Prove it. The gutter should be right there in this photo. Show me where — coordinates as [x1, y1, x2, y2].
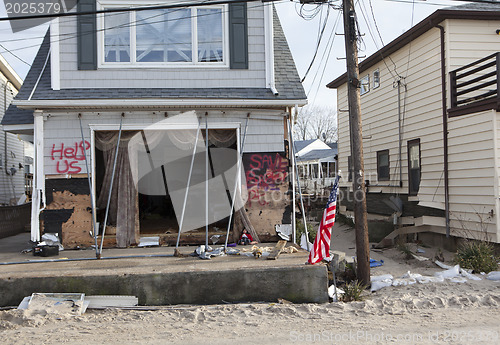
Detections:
[436, 24, 450, 238]
[327, 9, 500, 89]
[14, 98, 308, 109]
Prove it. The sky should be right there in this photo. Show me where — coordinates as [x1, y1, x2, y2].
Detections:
[0, 0, 463, 108]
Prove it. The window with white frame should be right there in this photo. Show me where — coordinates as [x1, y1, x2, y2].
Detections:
[360, 75, 370, 95]
[101, 5, 226, 65]
[373, 69, 380, 89]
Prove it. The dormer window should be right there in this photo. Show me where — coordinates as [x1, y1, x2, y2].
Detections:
[99, 5, 227, 66]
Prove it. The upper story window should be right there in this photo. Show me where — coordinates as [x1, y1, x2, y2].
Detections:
[377, 149, 389, 181]
[100, 5, 227, 66]
[360, 75, 370, 95]
[373, 69, 380, 89]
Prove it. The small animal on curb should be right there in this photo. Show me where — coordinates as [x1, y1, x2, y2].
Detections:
[253, 247, 263, 258]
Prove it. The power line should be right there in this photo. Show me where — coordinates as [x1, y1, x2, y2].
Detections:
[0, 0, 285, 54]
[0, 0, 263, 22]
[0, 42, 31, 65]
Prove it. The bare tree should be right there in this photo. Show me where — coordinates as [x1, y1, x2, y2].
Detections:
[294, 105, 338, 143]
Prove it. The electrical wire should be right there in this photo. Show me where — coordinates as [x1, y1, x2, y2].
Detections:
[0, 42, 31, 66]
[300, 3, 331, 82]
[0, 0, 289, 55]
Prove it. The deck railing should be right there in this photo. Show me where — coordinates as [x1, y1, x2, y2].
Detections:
[449, 53, 500, 116]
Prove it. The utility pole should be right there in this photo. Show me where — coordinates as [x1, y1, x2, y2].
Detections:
[342, 0, 370, 286]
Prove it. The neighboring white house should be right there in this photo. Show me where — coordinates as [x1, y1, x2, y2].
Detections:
[294, 139, 337, 195]
[0, 53, 25, 206]
[328, 3, 500, 244]
[2, 1, 307, 248]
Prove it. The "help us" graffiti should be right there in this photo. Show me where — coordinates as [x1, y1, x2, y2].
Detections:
[50, 140, 90, 174]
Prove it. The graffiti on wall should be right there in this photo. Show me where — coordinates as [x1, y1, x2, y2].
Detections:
[49, 140, 90, 174]
[243, 153, 289, 207]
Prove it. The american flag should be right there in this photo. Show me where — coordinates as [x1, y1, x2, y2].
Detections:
[308, 175, 340, 265]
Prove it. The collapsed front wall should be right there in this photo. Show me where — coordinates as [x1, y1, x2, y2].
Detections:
[37, 110, 292, 248]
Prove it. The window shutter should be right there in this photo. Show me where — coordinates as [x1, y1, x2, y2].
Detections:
[229, 2, 248, 69]
[77, 0, 97, 70]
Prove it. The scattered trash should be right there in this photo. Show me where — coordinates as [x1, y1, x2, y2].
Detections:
[411, 254, 429, 261]
[210, 235, 222, 245]
[486, 271, 500, 281]
[85, 295, 138, 309]
[19, 293, 86, 315]
[328, 285, 344, 301]
[41, 233, 64, 251]
[370, 274, 394, 292]
[33, 244, 59, 257]
[253, 247, 263, 258]
[300, 233, 313, 251]
[137, 237, 160, 247]
[369, 259, 384, 268]
[193, 245, 225, 260]
[416, 247, 425, 253]
[18, 293, 139, 314]
[225, 248, 240, 255]
[371, 264, 484, 292]
[435, 260, 452, 270]
[277, 298, 292, 304]
[435, 265, 460, 279]
[275, 224, 292, 241]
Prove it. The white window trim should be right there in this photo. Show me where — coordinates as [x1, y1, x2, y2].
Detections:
[373, 69, 380, 89]
[360, 75, 370, 95]
[97, 1, 229, 68]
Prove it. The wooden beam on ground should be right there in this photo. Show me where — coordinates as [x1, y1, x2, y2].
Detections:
[267, 240, 287, 260]
[375, 225, 432, 248]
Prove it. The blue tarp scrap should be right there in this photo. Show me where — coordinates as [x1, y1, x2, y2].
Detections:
[370, 259, 384, 268]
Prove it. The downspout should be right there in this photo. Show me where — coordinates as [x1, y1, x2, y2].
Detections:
[4, 80, 9, 175]
[397, 80, 403, 188]
[436, 24, 450, 237]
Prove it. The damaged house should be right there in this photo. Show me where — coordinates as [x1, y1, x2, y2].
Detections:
[2, 0, 306, 248]
[328, 3, 500, 245]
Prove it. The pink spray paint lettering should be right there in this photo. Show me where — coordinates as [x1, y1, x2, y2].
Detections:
[50, 140, 90, 174]
[243, 153, 288, 207]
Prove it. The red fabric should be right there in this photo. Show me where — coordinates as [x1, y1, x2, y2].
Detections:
[240, 232, 253, 242]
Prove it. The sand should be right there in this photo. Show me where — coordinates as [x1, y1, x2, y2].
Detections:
[1, 223, 499, 345]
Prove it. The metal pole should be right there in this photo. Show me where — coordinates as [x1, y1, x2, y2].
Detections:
[78, 115, 100, 259]
[99, 116, 123, 255]
[290, 113, 297, 244]
[205, 115, 209, 249]
[288, 118, 310, 249]
[175, 126, 201, 249]
[343, 0, 370, 285]
[224, 117, 249, 251]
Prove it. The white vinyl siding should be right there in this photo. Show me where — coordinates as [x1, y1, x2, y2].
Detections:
[42, 110, 285, 176]
[336, 18, 500, 242]
[0, 76, 25, 205]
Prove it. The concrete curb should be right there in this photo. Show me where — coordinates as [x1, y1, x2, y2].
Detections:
[0, 265, 329, 306]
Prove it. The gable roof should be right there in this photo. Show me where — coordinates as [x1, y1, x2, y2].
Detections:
[296, 148, 337, 162]
[2, 7, 306, 126]
[0, 53, 22, 91]
[293, 139, 317, 153]
[327, 3, 500, 89]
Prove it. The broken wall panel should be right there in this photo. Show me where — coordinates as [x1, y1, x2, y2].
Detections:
[43, 178, 94, 248]
[242, 152, 291, 241]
